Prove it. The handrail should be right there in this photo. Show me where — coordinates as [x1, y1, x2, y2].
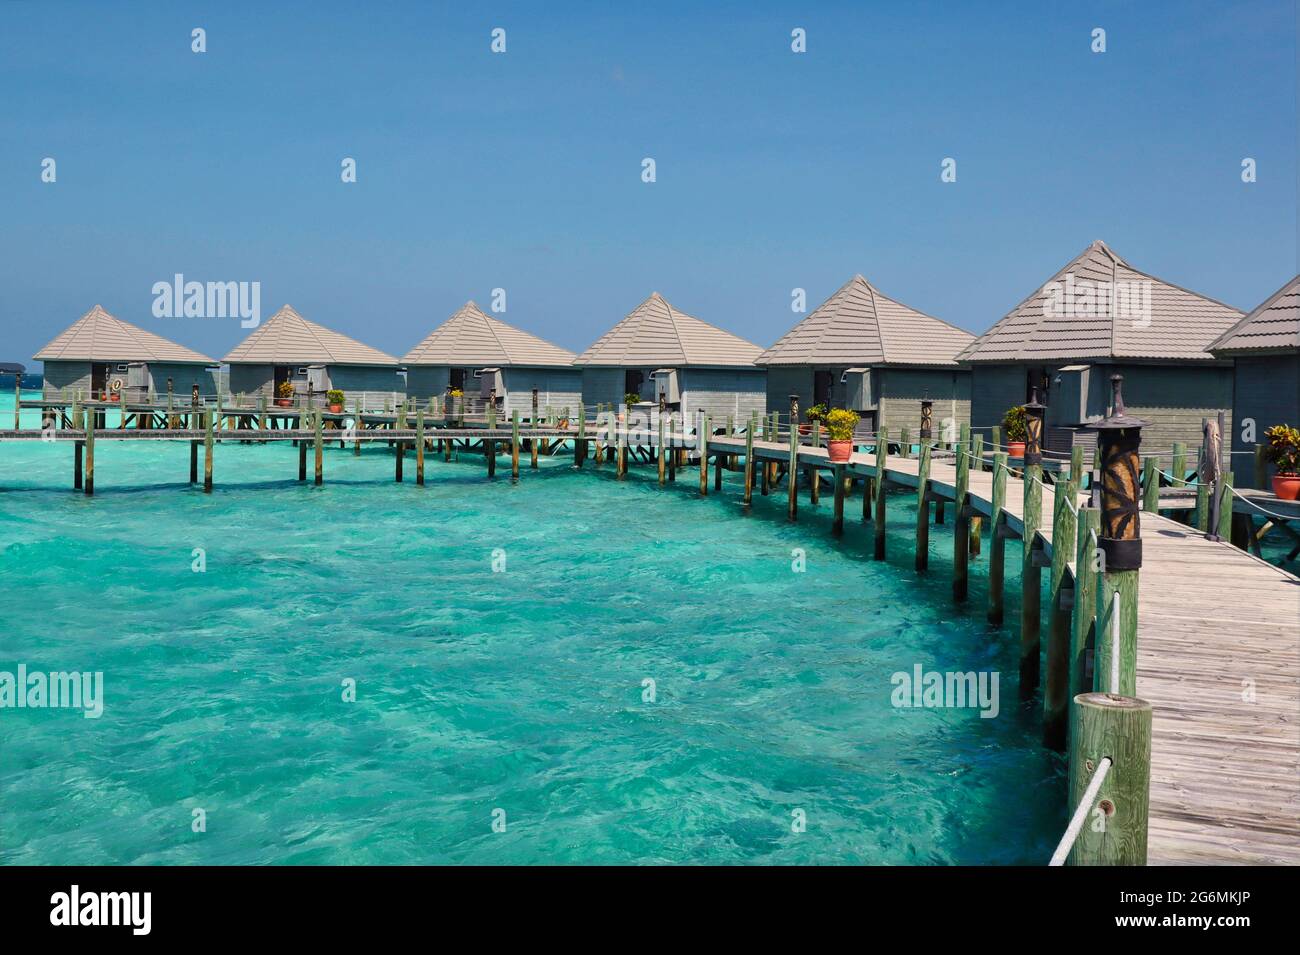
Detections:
[1049, 756, 1113, 866]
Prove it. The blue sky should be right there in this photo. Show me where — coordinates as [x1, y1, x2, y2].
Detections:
[1, 1, 1296, 367]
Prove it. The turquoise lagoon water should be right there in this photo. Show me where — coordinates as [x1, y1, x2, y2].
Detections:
[0, 392, 1065, 864]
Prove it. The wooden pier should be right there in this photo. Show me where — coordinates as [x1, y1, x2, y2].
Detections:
[2, 403, 1297, 865]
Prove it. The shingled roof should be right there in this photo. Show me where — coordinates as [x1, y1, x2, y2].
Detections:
[958, 241, 1243, 363]
[574, 292, 762, 367]
[403, 301, 576, 367]
[34, 304, 214, 364]
[222, 305, 399, 366]
[1209, 275, 1300, 355]
[756, 274, 973, 367]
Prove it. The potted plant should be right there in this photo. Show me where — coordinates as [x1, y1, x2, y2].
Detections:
[275, 380, 294, 408]
[825, 408, 859, 463]
[802, 403, 827, 437]
[326, 389, 345, 414]
[1002, 405, 1029, 459]
[1264, 424, 1300, 500]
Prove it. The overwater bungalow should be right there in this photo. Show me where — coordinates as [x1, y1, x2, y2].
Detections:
[1210, 275, 1300, 485]
[34, 304, 216, 401]
[756, 274, 974, 437]
[403, 301, 581, 418]
[222, 304, 403, 408]
[573, 292, 765, 421]
[958, 240, 1243, 456]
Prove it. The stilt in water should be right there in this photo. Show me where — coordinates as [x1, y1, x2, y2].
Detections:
[988, 452, 1007, 625]
[953, 424, 970, 600]
[416, 409, 426, 486]
[314, 410, 324, 486]
[1044, 479, 1078, 750]
[203, 409, 213, 493]
[915, 443, 931, 572]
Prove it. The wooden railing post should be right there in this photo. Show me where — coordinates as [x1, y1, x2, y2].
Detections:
[698, 415, 710, 495]
[512, 410, 521, 480]
[314, 410, 324, 486]
[810, 421, 821, 505]
[1142, 457, 1158, 512]
[1069, 507, 1101, 724]
[874, 423, 888, 558]
[1020, 460, 1043, 688]
[1044, 480, 1078, 750]
[915, 442, 932, 571]
[954, 426, 971, 599]
[1067, 693, 1152, 865]
[203, 408, 213, 493]
[787, 419, 799, 520]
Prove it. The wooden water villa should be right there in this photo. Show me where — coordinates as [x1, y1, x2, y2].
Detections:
[223, 304, 404, 410]
[403, 301, 582, 418]
[1211, 275, 1300, 485]
[34, 304, 216, 403]
[573, 292, 766, 421]
[757, 274, 974, 437]
[960, 241, 1243, 459]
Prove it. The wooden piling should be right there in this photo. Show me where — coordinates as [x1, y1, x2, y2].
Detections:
[190, 437, 198, 485]
[1142, 457, 1158, 513]
[485, 436, 494, 478]
[810, 422, 821, 505]
[512, 411, 521, 481]
[873, 425, 888, 558]
[988, 452, 1008, 625]
[1171, 443, 1187, 488]
[84, 414, 95, 495]
[203, 409, 213, 493]
[576, 409, 586, 468]
[1044, 480, 1078, 750]
[299, 439, 307, 481]
[1070, 508, 1101, 711]
[1096, 569, 1139, 696]
[74, 439, 83, 490]
[953, 427, 971, 599]
[416, 410, 426, 485]
[314, 410, 323, 486]
[1021, 462, 1043, 689]
[658, 414, 666, 485]
[969, 433, 984, 556]
[1070, 444, 1084, 488]
[787, 422, 798, 520]
[743, 425, 754, 505]
[832, 463, 846, 535]
[699, 416, 710, 496]
[1216, 471, 1234, 540]
[915, 443, 931, 571]
[1253, 443, 1267, 489]
[1067, 693, 1152, 866]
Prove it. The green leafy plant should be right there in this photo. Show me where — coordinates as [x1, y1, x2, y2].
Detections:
[1002, 405, 1029, 443]
[1264, 424, 1300, 474]
[824, 408, 859, 441]
[448, 387, 463, 398]
[624, 392, 642, 409]
[275, 380, 294, 399]
[326, 389, 345, 405]
[806, 403, 829, 423]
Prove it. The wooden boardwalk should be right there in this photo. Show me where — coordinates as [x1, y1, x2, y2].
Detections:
[713, 434, 1300, 865]
[3, 416, 1297, 864]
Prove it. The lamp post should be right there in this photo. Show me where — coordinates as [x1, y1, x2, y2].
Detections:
[1086, 373, 1145, 696]
[1023, 384, 1046, 467]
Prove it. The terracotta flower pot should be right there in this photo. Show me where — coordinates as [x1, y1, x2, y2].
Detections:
[1007, 441, 1026, 459]
[275, 398, 292, 408]
[827, 439, 853, 463]
[328, 403, 343, 414]
[1272, 474, 1300, 501]
[798, 424, 811, 436]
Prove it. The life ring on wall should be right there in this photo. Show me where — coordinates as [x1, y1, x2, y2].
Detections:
[109, 378, 123, 394]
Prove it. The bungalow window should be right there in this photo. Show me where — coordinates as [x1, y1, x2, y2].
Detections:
[449, 368, 466, 391]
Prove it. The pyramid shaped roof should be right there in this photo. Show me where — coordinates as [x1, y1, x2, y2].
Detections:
[574, 293, 762, 367]
[403, 301, 576, 367]
[958, 241, 1242, 363]
[1209, 275, 1300, 355]
[222, 305, 398, 366]
[756, 274, 973, 366]
[34, 305, 214, 364]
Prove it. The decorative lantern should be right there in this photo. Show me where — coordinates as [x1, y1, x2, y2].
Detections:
[658, 390, 666, 413]
[919, 398, 933, 441]
[789, 394, 799, 431]
[191, 383, 200, 406]
[1023, 384, 1046, 466]
[531, 387, 539, 422]
[1086, 374, 1146, 570]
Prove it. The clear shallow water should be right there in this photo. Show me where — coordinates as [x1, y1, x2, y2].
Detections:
[1, 392, 1064, 864]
